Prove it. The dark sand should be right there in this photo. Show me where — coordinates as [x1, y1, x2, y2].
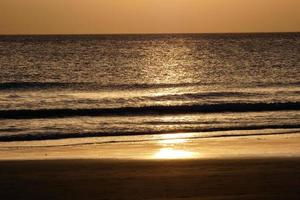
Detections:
[1, 158, 300, 200]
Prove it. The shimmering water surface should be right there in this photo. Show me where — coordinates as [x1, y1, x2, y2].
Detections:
[0, 33, 299, 141]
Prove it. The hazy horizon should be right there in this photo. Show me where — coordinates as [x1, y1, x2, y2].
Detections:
[1, 32, 300, 36]
[1, 0, 300, 35]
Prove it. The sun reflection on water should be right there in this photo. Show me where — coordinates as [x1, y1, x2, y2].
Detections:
[158, 133, 197, 145]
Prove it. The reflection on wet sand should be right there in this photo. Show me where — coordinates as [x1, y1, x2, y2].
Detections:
[152, 133, 198, 159]
[1, 131, 300, 160]
[153, 148, 196, 159]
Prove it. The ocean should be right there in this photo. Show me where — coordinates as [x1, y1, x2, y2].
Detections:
[0, 33, 299, 142]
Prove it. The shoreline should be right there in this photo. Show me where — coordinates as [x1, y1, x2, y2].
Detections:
[1, 131, 300, 160]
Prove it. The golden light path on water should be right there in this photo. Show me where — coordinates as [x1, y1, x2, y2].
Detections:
[152, 133, 199, 159]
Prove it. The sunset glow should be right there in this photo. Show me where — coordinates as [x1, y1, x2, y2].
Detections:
[0, 0, 299, 199]
[1, 0, 299, 34]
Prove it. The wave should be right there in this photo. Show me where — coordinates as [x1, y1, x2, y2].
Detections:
[0, 82, 76, 90]
[0, 125, 300, 142]
[0, 82, 201, 91]
[0, 102, 299, 119]
[0, 81, 299, 91]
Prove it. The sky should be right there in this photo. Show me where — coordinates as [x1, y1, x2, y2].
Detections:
[0, 0, 299, 34]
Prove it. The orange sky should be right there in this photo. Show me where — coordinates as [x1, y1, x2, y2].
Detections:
[0, 0, 299, 34]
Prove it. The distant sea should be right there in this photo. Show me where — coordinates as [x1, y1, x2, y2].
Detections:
[0, 33, 299, 141]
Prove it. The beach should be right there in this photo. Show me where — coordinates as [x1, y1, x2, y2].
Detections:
[1, 133, 300, 199]
[1, 159, 300, 200]
[0, 158, 300, 200]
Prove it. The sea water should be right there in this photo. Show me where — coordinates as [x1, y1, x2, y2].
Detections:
[0, 33, 299, 141]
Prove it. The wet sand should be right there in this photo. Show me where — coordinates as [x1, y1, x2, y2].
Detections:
[1, 132, 300, 160]
[0, 158, 300, 200]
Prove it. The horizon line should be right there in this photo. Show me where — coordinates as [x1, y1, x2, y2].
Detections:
[0, 31, 300, 36]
